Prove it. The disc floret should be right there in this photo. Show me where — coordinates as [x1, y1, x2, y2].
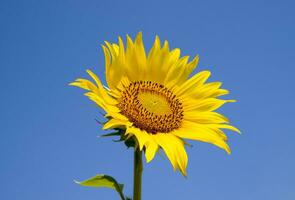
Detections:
[118, 81, 183, 134]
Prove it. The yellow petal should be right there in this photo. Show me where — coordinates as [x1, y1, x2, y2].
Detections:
[213, 124, 241, 134]
[184, 111, 229, 124]
[153, 133, 188, 176]
[86, 70, 118, 105]
[146, 35, 162, 81]
[144, 139, 159, 163]
[104, 41, 118, 58]
[112, 43, 119, 55]
[118, 36, 125, 63]
[69, 78, 97, 91]
[125, 36, 147, 82]
[183, 98, 234, 112]
[134, 32, 147, 73]
[173, 121, 231, 154]
[188, 82, 221, 98]
[103, 118, 130, 130]
[209, 89, 230, 98]
[178, 55, 199, 84]
[103, 42, 125, 89]
[84, 92, 108, 111]
[84, 92, 119, 114]
[106, 111, 129, 122]
[70, 73, 118, 109]
[146, 36, 178, 84]
[174, 71, 211, 97]
[126, 126, 151, 151]
[101, 45, 111, 71]
[187, 81, 231, 100]
[165, 56, 190, 88]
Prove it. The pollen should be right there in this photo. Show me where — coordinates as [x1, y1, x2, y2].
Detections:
[118, 81, 183, 134]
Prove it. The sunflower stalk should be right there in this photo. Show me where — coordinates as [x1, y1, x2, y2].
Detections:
[133, 148, 143, 200]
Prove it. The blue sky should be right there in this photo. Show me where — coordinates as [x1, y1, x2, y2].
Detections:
[1, 0, 295, 199]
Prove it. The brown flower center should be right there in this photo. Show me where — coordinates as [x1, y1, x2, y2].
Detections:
[118, 81, 183, 134]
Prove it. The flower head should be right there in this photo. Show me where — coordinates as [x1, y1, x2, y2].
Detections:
[71, 32, 240, 176]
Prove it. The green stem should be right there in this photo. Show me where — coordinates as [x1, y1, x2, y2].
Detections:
[133, 148, 143, 200]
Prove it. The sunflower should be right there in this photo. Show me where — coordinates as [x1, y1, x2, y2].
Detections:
[70, 32, 240, 176]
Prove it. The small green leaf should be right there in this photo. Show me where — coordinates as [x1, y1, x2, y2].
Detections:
[75, 174, 125, 200]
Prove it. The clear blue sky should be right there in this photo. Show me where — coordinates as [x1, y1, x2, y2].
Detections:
[1, 0, 294, 199]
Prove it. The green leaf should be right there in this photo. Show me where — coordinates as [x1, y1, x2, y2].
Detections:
[75, 174, 125, 200]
